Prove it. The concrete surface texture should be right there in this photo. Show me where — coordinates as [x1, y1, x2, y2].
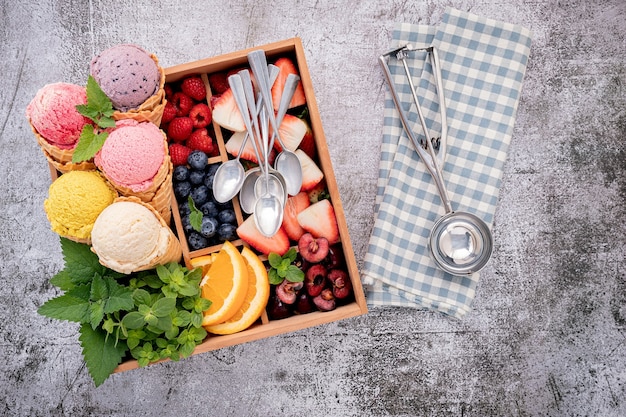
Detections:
[1, 0, 625, 415]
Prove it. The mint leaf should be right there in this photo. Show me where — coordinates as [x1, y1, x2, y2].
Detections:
[188, 196, 203, 232]
[72, 125, 108, 163]
[50, 270, 74, 291]
[152, 297, 176, 317]
[37, 289, 90, 323]
[89, 300, 105, 330]
[268, 268, 282, 285]
[121, 311, 145, 330]
[285, 265, 305, 283]
[268, 252, 282, 269]
[61, 238, 105, 286]
[284, 248, 297, 263]
[84, 76, 115, 125]
[78, 323, 127, 387]
[102, 277, 134, 314]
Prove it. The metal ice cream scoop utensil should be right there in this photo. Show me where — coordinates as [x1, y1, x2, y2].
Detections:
[379, 45, 494, 275]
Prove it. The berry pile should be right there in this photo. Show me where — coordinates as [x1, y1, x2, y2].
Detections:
[173, 150, 238, 251]
[162, 75, 219, 166]
[266, 233, 353, 319]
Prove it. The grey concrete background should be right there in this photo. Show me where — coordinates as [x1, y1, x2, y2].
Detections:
[1, 0, 625, 415]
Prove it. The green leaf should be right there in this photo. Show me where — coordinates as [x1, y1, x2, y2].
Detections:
[179, 341, 196, 358]
[121, 311, 145, 330]
[72, 125, 109, 163]
[152, 315, 173, 333]
[49, 270, 74, 291]
[102, 277, 134, 314]
[37, 290, 90, 323]
[91, 274, 108, 304]
[152, 297, 176, 317]
[268, 252, 282, 269]
[78, 323, 127, 387]
[285, 265, 305, 283]
[60, 238, 105, 286]
[268, 269, 282, 285]
[172, 310, 191, 327]
[284, 248, 297, 263]
[190, 311, 203, 328]
[188, 196, 203, 232]
[133, 289, 152, 307]
[164, 325, 179, 340]
[89, 301, 105, 329]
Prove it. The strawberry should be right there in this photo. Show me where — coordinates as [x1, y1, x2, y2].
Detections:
[225, 132, 257, 163]
[211, 89, 245, 132]
[169, 143, 192, 166]
[298, 119, 316, 159]
[271, 114, 306, 152]
[161, 101, 177, 124]
[189, 103, 212, 128]
[181, 76, 207, 101]
[208, 72, 230, 95]
[295, 149, 324, 191]
[167, 117, 194, 142]
[271, 57, 307, 111]
[307, 179, 329, 204]
[282, 191, 310, 241]
[297, 199, 339, 244]
[187, 128, 215, 154]
[237, 216, 290, 256]
[172, 92, 193, 117]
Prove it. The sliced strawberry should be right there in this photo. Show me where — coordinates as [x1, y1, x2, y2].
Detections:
[282, 191, 310, 241]
[167, 117, 194, 142]
[181, 76, 207, 101]
[211, 89, 245, 132]
[169, 143, 192, 166]
[187, 128, 215, 154]
[307, 179, 329, 204]
[237, 216, 290, 256]
[298, 119, 316, 159]
[225, 131, 258, 163]
[189, 103, 212, 128]
[271, 57, 307, 110]
[297, 199, 339, 244]
[296, 149, 324, 191]
[272, 114, 306, 152]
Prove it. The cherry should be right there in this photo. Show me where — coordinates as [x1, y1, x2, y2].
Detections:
[275, 280, 303, 305]
[305, 264, 327, 297]
[267, 291, 292, 320]
[294, 290, 315, 314]
[298, 233, 329, 263]
[324, 244, 345, 270]
[313, 288, 336, 311]
[328, 269, 352, 299]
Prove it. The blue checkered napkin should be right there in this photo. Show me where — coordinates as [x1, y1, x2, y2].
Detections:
[362, 8, 532, 319]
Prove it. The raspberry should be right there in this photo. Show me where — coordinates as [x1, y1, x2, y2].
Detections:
[208, 72, 230, 95]
[187, 128, 215, 154]
[189, 103, 212, 128]
[169, 143, 192, 166]
[181, 76, 207, 101]
[167, 117, 194, 142]
[172, 92, 193, 117]
[164, 84, 174, 100]
[161, 101, 177, 124]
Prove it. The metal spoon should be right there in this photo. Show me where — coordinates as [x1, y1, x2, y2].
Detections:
[212, 66, 280, 203]
[248, 50, 303, 196]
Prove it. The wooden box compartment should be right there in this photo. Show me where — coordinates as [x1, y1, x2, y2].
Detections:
[113, 38, 367, 372]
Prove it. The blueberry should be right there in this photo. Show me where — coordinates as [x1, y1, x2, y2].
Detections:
[200, 201, 219, 217]
[190, 185, 209, 206]
[188, 232, 208, 251]
[181, 215, 194, 235]
[173, 165, 189, 182]
[178, 200, 191, 217]
[218, 209, 237, 225]
[217, 223, 237, 242]
[204, 173, 216, 190]
[189, 170, 205, 185]
[207, 163, 220, 176]
[200, 217, 219, 238]
[174, 181, 192, 201]
[188, 150, 208, 171]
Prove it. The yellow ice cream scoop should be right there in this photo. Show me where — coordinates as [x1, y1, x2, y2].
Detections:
[44, 170, 117, 243]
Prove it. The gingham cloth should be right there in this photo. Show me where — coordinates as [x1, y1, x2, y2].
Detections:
[361, 8, 532, 319]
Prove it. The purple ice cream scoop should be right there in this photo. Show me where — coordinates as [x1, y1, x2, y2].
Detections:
[90, 44, 160, 112]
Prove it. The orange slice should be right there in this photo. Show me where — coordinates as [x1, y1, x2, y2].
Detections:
[189, 253, 218, 276]
[200, 241, 249, 327]
[205, 247, 270, 335]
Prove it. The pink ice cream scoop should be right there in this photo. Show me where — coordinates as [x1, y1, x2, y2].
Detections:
[95, 120, 165, 192]
[26, 82, 90, 149]
[90, 44, 160, 112]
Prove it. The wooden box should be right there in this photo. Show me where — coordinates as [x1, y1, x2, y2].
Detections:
[111, 38, 367, 372]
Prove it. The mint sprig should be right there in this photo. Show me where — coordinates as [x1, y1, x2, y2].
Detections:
[268, 248, 304, 285]
[38, 237, 212, 387]
[188, 196, 203, 232]
[72, 75, 116, 163]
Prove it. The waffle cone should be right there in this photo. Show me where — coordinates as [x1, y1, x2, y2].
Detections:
[110, 196, 182, 272]
[111, 54, 166, 126]
[144, 161, 174, 225]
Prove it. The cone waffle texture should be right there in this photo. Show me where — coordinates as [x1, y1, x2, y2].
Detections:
[100, 196, 182, 272]
[111, 54, 166, 126]
[32, 122, 96, 173]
